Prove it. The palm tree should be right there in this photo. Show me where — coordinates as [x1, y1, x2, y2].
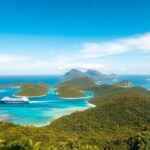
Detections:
[25, 139, 41, 150]
[0, 139, 5, 144]
[0, 139, 6, 149]
[82, 145, 100, 150]
[48, 145, 57, 150]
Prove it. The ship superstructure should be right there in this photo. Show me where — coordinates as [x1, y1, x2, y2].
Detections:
[0, 96, 29, 104]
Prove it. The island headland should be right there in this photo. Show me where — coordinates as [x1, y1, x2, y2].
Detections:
[0, 72, 150, 149]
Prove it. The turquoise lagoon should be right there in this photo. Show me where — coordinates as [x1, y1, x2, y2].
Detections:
[0, 75, 150, 126]
[0, 86, 93, 126]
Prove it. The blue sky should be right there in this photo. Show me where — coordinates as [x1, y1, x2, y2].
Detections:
[0, 0, 150, 74]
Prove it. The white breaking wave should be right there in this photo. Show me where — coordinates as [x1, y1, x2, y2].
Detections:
[30, 100, 50, 104]
[0, 114, 11, 121]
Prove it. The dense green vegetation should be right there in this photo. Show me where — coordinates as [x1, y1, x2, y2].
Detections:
[50, 93, 150, 131]
[56, 76, 96, 99]
[1, 77, 150, 149]
[57, 77, 96, 90]
[88, 84, 150, 105]
[0, 90, 150, 149]
[113, 80, 132, 87]
[63, 69, 116, 81]
[56, 86, 85, 98]
[16, 83, 50, 97]
[63, 69, 87, 81]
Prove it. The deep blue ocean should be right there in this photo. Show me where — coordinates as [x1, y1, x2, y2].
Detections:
[97, 75, 150, 90]
[0, 75, 149, 126]
[0, 75, 62, 85]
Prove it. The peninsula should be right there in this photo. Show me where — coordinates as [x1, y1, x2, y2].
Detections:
[56, 86, 85, 99]
[0, 76, 150, 149]
[56, 76, 96, 98]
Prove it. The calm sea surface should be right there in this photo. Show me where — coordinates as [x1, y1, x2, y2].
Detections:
[0, 75, 93, 126]
[97, 75, 150, 89]
[0, 75, 149, 126]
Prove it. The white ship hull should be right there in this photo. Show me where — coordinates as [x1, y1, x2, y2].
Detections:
[0, 97, 29, 104]
[0, 100, 29, 104]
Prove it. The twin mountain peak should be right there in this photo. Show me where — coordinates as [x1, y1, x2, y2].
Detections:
[63, 69, 116, 81]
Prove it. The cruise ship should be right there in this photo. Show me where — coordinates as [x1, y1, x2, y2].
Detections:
[0, 96, 29, 104]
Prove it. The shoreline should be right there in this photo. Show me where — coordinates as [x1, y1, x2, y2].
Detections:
[87, 102, 96, 107]
[14, 93, 48, 98]
[1, 85, 51, 98]
[56, 90, 93, 100]
[1, 87, 95, 127]
[14, 93, 96, 127]
[58, 96, 88, 100]
[55, 92, 88, 99]
[13, 106, 95, 127]
[14, 88, 50, 98]
[41, 107, 95, 127]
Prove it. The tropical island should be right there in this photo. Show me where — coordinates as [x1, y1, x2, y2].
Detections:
[0, 69, 117, 98]
[56, 86, 85, 99]
[0, 70, 150, 149]
[113, 80, 132, 87]
[0, 0, 150, 148]
[0, 83, 50, 98]
[15, 83, 50, 97]
[56, 76, 96, 98]
[55, 71, 132, 99]
[0, 76, 150, 149]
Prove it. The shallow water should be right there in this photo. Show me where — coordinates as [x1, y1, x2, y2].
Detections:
[0, 75, 149, 126]
[0, 87, 93, 126]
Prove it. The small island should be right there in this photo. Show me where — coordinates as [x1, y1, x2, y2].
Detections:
[56, 76, 96, 99]
[16, 83, 50, 97]
[58, 76, 97, 90]
[56, 86, 85, 99]
[114, 80, 132, 87]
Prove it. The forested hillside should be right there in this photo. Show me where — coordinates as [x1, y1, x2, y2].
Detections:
[0, 92, 150, 149]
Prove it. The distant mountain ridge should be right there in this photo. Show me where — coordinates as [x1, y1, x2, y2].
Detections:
[86, 69, 116, 81]
[63, 69, 86, 81]
[63, 69, 116, 81]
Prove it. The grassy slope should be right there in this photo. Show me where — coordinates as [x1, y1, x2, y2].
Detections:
[89, 84, 150, 105]
[57, 77, 97, 90]
[56, 86, 85, 98]
[1, 78, 150, 149]
[16, 83, 50, 97]
[0, 91, 150, 149]
[56, 77, 96, 98]
[49, 93, 150, 133]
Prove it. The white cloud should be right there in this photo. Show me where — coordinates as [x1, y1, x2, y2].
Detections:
[0, 33, 150, 75]
[0, 54, 108, 74]
[80, 33, 150, 58]
[0, 55, 28, 63]
[59, 63, 108, 72]
[0, 55, 69, 75]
